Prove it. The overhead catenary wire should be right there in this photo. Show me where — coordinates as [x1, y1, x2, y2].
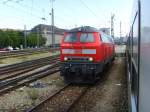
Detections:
[13, 0, 73, 24]
[3, 0, 12, 4]
[15, 0, 23, 3]
[3, 0, 78, 26]
[13, 0, 74, 25]
[13, 0, 45, 16]
[0, 3, 45, 30]
[1, 0, 44, 19]
[3, 0, 74, 27]
[0, 1, 46, 21]
[79, 0, 101, 24]
[1, 0, 82, 29]
[31, 0, 33, 15]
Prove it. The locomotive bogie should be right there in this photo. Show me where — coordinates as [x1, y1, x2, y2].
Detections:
[60, 61, 104, 83]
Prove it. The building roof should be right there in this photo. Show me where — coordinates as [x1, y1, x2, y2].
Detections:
[66, 26, 99, 33]
[31, 24, 67, 35]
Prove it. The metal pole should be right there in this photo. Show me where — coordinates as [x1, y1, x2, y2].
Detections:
[50, 0, 55, 51]
[120, 21, 122, 39]
[52, 8, 55, 48]
[37, 27, 39, 48]
[111, 14, 115, 38]
[24, 25, 27, 48]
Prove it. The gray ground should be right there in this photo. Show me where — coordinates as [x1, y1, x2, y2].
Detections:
[70, 57, 128, 112]
[0, 57, 128, 112]
[0, 72, 65, 112]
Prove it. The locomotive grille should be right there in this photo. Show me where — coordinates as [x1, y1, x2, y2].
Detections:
[67, 57, 89, 62]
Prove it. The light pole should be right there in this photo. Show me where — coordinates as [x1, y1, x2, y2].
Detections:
[37, 27, 39, 48]
[24, 25, 27, 49]
[111, 14, 115, 38]
[50, 0, 55, 50]
[120, 21, 122, 39]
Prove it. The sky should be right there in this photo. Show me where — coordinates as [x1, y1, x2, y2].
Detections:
[0, 0, 133, 37]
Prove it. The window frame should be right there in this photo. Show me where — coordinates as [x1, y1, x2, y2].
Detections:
[79, 33, 95, 43]
[63, 33, 78, 43]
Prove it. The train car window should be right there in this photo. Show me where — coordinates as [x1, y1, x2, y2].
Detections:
[99, 34, 102, 41]
[108, 36, 114, 43]
[64, 33, 78, 42]
[80, 33, 95, 42]
[132, 15, 138, 68]
[101, 34, 110, 43]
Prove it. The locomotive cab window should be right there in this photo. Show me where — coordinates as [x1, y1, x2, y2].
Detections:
[101, 34, 111, 43]
[80, 33, 95, 42]
[64, 33, 78, 42]
[108, 37, 114, 43]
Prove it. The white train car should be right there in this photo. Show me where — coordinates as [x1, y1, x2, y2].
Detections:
[127, 0, 150, 112]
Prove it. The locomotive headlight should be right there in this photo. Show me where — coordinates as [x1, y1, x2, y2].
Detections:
[89, 57, 93, 61]
[64, 57, 68, 61]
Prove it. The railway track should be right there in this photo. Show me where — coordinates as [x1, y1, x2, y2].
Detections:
[0, 55, 59, 74]
[0, 61, 59, 88]
[0, 47, 59, 59]
[0, 50, 48, 59]
[0, 55, 60, 95]
[26, 84, 90, 112]
[0, 64, 60, 96]
[25, 68, 109, 112]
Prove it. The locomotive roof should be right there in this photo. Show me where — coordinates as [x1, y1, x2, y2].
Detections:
[66, 26, 99, 33]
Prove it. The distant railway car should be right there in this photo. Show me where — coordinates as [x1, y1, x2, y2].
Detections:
[60, 26, 115, 83]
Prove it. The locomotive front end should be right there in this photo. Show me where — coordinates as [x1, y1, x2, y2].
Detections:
[60, 27, 103, 83]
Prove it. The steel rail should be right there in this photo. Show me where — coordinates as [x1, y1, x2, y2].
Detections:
[0, 57, 49, 71]
[0, 58, 57, 75]
[26, 85, 90, 112]
[0, 55, 59, 74]
[0, 59, 59, 82]
[0, 48, 59, 59]
[0, 56, 50, 71]
[0, 48, 49, 58]
[27, 84, 70, 112]
[0, 63, 59, 90]
[64, 86, 89, 112]
[0, 67, 60, 96]
[0, 59, 50, 75]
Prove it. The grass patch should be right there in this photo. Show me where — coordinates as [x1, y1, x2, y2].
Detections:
[0, 52, 60, 66]
[26, 88, 39, 100]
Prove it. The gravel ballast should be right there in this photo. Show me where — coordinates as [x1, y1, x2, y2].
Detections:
[70, 57, 128, 112]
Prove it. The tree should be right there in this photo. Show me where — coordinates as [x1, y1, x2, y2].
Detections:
[0, 30, 13, 48]
[27, 32, 46, 47]
[39, 35, 47, 46]
[5, 30, 23, 47]
[0, 30, 5, 48]
[0, 29, 46, 49]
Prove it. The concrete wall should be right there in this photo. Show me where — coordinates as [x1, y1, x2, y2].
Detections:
[42, 33, 63, 46]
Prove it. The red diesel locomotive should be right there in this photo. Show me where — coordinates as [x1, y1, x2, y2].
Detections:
[60, 26, 115, 83]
